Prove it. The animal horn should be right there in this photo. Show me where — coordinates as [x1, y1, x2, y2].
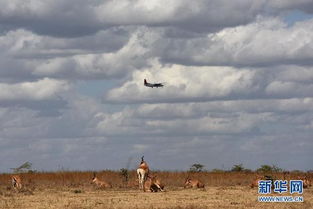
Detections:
[93, 172, 96, 178]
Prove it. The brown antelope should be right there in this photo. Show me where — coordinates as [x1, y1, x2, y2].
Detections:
[282, 171, 291, 183]
[250, 174, 275, 189]
[145, 175, 164, 192]
[137, 156, 150, 192]
[184, 177, 205, 189]
[303, 177, 312, 188]
[298, 176, 312, 188]
[250, 174, 263, 188]
[92, 173, 112, 189]
[11, 175, 22, 190]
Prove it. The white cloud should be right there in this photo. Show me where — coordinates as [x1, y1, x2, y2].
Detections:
[0, 78, 69, 101]
[134, 98, 313, 120]
[160, 18, 313, 67]
[3, 18, 313, 82]
[105, 60, 313, 103]
[0, 28, 129, 82]
[29, 27, 157, 79]
[105, 62, 256, 103]
[0, 0, 313, 172]
[3, 29, 128, 58]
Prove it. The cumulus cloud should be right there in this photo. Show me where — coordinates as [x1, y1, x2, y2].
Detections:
[1, 0, 312, 37]
[0, 0, 313, 172]
[1, 28, 129, 59]
[96, 97, 313, 138]
[31, 28, 158, 79]
[159, 18, 313, 67]
[96, 104, 267, 137]
[93, 99, 312, 170]
[0, 0, 102, 37]
[0, 78, 69, 102]
[134, 98, 313, 120]
[2, 16, 313, 82]
[105, 61, 313, 103]
[0, 93, 103, 141]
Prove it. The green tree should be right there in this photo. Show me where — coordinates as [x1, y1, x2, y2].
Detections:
[256, 164, 282, 173]
[231, 164, 245, 172]
[189, 163, 205, 172]
[120, 168, 129, 183]
[257, 165, 272, 173]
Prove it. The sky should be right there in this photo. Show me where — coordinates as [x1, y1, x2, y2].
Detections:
[0, 0, 313, 172]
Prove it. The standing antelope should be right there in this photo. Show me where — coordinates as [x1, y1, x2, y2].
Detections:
[137, 156, 149, 192]
[92, 173, 112, 189]
[184, 177, 205, 189]
[145, 175, 164, 192]
[11, 175, 22, 190]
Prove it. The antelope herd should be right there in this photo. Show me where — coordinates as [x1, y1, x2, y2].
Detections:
[4, 157, 312, 193]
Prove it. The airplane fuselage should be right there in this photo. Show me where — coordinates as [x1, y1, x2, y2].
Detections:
[144, 79, 164, 88]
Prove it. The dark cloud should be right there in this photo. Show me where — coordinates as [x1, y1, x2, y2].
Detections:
[0, 0, 103, 37]
[1, 0, 312, 37]
[0, 99, 67, 117]
[269, 0, 313, 13]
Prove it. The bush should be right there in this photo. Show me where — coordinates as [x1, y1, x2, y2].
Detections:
[120, 168, 129, 182]
[256, 164, 282, 173]
[231, 164, 244, 172]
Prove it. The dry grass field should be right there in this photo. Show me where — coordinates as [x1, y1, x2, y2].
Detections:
[0, 171, 312, 209]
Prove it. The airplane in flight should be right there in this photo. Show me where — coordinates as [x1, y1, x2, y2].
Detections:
[144, 79, 164, 88]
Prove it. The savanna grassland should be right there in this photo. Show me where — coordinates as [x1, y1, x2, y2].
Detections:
[0, 171, 312, 209]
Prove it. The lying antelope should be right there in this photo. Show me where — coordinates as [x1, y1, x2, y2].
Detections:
[145, 175, 164, 192]
[137, 156, 149, 192]
[92, 173, 112, 189]
[184, 177, 205, 189]
[11, 175, 22, 190]
[250, 175, 263, 188]
[250, 175, 275, 189]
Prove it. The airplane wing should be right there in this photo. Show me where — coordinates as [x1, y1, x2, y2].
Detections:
[154, 83, 164, 87]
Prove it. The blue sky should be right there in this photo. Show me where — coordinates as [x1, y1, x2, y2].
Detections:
[0, 0, 312, 173]
[284, 10, 313, 25]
